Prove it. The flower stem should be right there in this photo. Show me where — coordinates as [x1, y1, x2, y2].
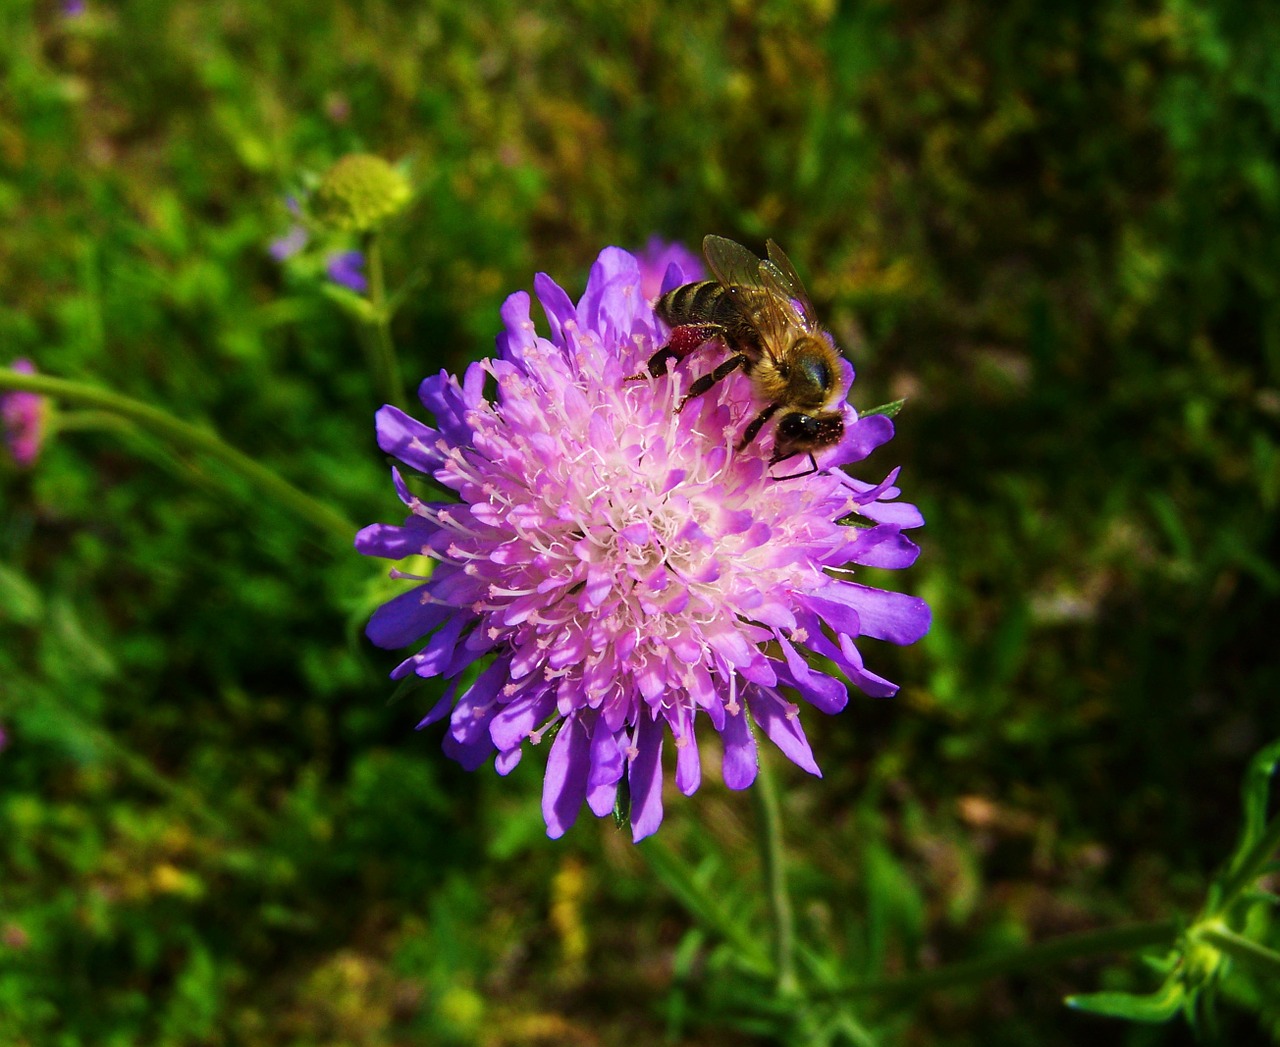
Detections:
[1215, 812, 1280, 914]
[828, 918, 1180, 1000]
[1195, 922, 1280, 980]
[753, 749, 799, 999]
[366, 232, 407, 410]
[0, 371, 356, 545]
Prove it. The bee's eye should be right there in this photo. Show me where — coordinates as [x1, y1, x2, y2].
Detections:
[804, 359, 831, 390]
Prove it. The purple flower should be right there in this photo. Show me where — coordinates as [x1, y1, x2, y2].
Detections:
[269, 224, 309, 262]
[0, 725, 7, 753]
[268, 196, 309, 261]
[357, 247, 929, 841]
[636, 236, 707, 301]
[2, 359, 50, 467]
[61, 0, 86, 17]
[326, 250, 368, 294]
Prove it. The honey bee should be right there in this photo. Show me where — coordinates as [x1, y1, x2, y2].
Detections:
[639, 234, 845, 477]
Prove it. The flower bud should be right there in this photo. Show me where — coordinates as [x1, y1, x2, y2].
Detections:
[312, 154, 410, 233]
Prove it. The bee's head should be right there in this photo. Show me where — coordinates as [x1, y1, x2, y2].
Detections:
[772, 410, 844, 462]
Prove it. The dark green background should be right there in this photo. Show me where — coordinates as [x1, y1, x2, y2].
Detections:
[2, 0, 1277, 1043]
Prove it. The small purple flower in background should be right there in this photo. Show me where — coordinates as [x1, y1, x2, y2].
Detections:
[326, 250, 368, 294]
[2, 359, 50, 468]
[636, 236, 707, 301]
[269, 195, 309, 262]
[269, 225, 309, 262]
[0, 725, 8, 753]
[357, 246, 929, 841]
[61, 0, 86, 17]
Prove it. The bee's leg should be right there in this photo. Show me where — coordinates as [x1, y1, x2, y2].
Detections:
[678, 353, 750, 411]
[769, 453, 819, 481]
[626, 325, 724, 381]
[737, 403, 780, 451]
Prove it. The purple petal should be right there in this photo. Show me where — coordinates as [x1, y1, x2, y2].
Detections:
[587, 716, 625, 817]
[798, 592, 861, 640]
[491, 688, 555, 751]
[832, 525, 921, 570]
[675, 732, 701, 797]
[442, 723, 495, 770]
[720, 702, 758, 790]
[448, 659, 510, 741]
[495, 290, 537, 367]
[857, 500, 926, 529]
[534, 273, 576, 349]
[628, 713, 665, 842]
[749, 689, 821, 777]
[375, 405, 444, 473]
[829, 413, 895, 466]
[817, 583, 931, 645]
[543, 717, 591, 839]
[775, 634, 848, 714]
[354, 519, 437, 560]
[366, 586, 450, 649]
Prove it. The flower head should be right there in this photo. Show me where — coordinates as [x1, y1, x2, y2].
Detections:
[2, 359, 51, 467]
[357, 247, 929, 840]
[635, 236, 707, 301]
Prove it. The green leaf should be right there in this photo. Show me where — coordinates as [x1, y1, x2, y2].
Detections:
[613, 772, 632, 830]
[835, 512, 877, 528]
[859, 397, 906, 419]
[0, 563, 42, 625]
[1066, 979, 1186, 1022]
[387, 672, 432, 706]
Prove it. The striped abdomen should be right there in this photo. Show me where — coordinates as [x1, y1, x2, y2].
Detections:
[655, 281, 767, 356]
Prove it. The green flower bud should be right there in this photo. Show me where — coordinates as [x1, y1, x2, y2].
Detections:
[312, 154, 411, 233]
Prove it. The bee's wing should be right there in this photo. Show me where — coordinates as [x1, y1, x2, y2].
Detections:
[763, 239, 820, 333]
[702, 234, 805, 364]
[702, 235, 767, 293]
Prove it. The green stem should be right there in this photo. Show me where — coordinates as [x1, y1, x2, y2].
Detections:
[1196, 922, 1280, 980]
[830, 919, 1180, 1000]
[366, 232, 407, 410]
[0, 371, 356, 545]
[753, 749, 799, 999]
[1215, 812, 1280, 915]
[50, 409, 138, 435]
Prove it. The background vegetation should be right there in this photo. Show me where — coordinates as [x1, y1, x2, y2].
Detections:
[2, 0, 1278, 1043]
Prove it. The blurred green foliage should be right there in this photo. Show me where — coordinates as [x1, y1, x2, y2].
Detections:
[2, 0, 1278, 1043]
